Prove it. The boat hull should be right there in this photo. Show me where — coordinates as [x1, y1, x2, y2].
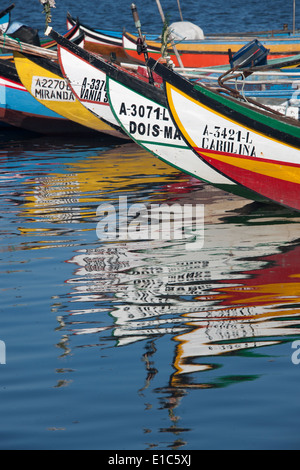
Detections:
[13, 51, 118, 135]
[0, 63, 80, 134]
[107, 75, 243, 191]
[123, 31, 300, 68]
[55, 36, 129, 139]
[151, 61, 300, 211]
[67, 13, 128, 62]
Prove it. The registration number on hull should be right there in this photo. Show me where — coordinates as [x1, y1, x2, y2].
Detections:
[31, 77, 75, 102]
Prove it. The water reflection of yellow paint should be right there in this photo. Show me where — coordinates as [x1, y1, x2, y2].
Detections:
[15, 139, 300, 391]
[21, 143, 181, 222]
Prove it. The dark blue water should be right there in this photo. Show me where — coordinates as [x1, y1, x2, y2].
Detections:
[13, 0, 300, 36]
[1, 0, 300, 451]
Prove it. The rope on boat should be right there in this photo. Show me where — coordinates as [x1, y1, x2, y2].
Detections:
[217, 64, 297, 116]
[0, 32, 57, 60]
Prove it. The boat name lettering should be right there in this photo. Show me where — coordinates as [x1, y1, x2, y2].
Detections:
[202, 125, 256, 157]
[31, 77, 75, 102]
[129, 121, 182, 141]
[80, 77, 108, 103]
[119, 102, 169, 121]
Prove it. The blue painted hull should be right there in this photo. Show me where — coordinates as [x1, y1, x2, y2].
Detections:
[0, 60, 93, 134]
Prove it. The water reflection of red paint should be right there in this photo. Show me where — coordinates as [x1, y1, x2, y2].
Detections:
[211, 242, 300, 311]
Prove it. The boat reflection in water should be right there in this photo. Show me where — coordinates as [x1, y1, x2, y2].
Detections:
[66, 221, 300, 386]
[172, 240, 300, 386]
[21, 143, 300, 385]
[16, 139, 300, 445]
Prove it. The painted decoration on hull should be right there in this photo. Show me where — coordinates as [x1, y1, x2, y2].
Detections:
[107, 75, 236, 190]
[123, 30, 300, 68]
[66, 13, 128, 62]
[57, 45, 127, 139]
[0, 65, 82, 135]
[159, 66, 300, 211]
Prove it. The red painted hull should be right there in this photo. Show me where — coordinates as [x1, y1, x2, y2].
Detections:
[195, 149, 300, 212]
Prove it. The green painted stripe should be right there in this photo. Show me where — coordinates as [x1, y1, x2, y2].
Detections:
[156, 154, 264, 200]
[107, 76, 263, 200]
[107, 76, 188, 149]
[108, 76, 162, 105]
[195, 83, 300, 139]
[139, 140, 187, 149]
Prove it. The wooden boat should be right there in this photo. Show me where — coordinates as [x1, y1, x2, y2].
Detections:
[49, 28, 300, 205]
[0, 57, 90, 134]
[66, 12, 129, 62]
[48, 28, 272, 201]
[123, 30, 300, 68]
[67, 10, 300, 68]
[193, 63, 300, 119]
[47, 29, 130, 139]
[41, 21, 81, 51]
[13, 50, 125, 137]
[0, 20, 81, 62]
[150, 59, 300, 212]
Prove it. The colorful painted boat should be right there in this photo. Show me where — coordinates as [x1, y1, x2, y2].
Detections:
[150, 59, 300, 212]
[0, 4, 14, 33]
[123, 30, 300, 68]
[66, 12, 129, 62]
[13, 50, 125, 137]
[0, 20, 81, 63]
[49, 28, 270, 201]
[49, 28, 300, 205]
[67, 11, 300, 68]
[0, 57, 89, 134]
[47, 29, 130, 139]
[193, 65, 300, 119]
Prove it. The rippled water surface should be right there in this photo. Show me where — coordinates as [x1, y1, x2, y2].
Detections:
[1, 0, 300, 451]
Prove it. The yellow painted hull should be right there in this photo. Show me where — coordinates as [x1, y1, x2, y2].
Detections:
[13, 51, 117, 135]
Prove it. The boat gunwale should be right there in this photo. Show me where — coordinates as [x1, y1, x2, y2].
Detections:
[149, 59, 300, 148]
[50, 28, 165, 106]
